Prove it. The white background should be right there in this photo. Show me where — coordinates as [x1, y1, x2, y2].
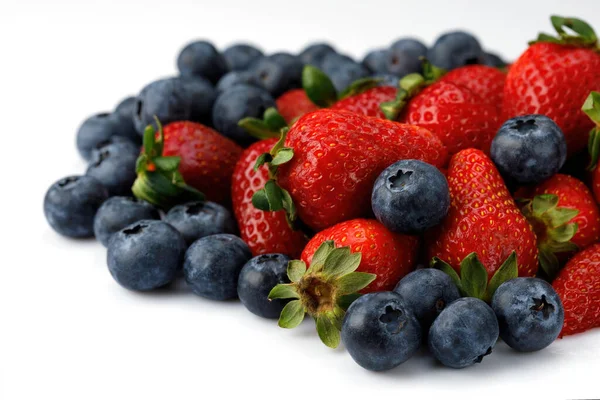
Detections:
[1, 0, 599, 399]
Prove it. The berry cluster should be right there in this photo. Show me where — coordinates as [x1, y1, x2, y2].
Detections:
[44, 15, 600, 372]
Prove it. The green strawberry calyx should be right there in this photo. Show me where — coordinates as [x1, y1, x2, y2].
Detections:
[238, 107, 288, 140]
[268, 240, 376, 348]
[530, 16, 599, 49]
[302, 65, 382, 107]
[132, 117, 204, 209]
[518, 194, 579, 281]
[431, 251, 518, 302]
[380, 59, 446, 121]
[584, 91, 600, 170]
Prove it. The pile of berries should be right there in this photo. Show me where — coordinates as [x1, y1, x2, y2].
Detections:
[44, 15, 600, 371]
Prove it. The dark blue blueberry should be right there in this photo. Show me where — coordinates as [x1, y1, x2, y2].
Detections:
[107, 220, 186, 291]
[362, 49, 389, 74]
[492, 278, 564, 352]
[394, 268, 461, 330]
[183, 234, 252, 300]
[212, 84, 276, 146]
[483, 52, 507, 68]
[429, 298, 499, 369]
[177, 40, 228, 84]
[237, 254, 291, 318]
[388, 38, 428, 77]
[76, 113, 123, 161]
[216, 71, 258, 93]
[427, 31, 484, 70]
[371, 73, 400, 88]
[372, 160, 450, 234]
[268, 52, 304, 88]
[248, 57, 296, 97]
[44, 175, 109, 238]
[342, 291, 421, 371]
[298, 42, 337, 68]
[133, 76, 216, 134]
[322, 56, 369, 92]
[93, 197, 160, 247]
[223, 43, 264, 71]
[490, 115, 567, 184]
[113, 96, 142, 145]
[164, 201, 237, 246]
[85, 139, 139, 196]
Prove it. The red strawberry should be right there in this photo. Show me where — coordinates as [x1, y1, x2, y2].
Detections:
[427, 148, 539, 281]
[441, 65, 506, 108]
[553, 242, 600, 336]
[331, 86, 397, 119]
[161, 121, 243, 205]
[260, 109, 448, 231]
[275, 89, 319, 124]
[503, 17, 600, 155]
[231, 138, 307, 257]
[301, 219, 419, 292]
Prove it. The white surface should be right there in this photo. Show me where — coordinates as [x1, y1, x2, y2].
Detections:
[1, 0, 600, 399]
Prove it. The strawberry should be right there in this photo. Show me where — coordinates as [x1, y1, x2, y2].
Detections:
[441, 64, 506, 108]
[231, 138, 307, 258]
[553, 242, 600, 336]
[252, 109, 448, 231]
[517, 174, 600, 280]
[331, 86, 397, 119]
[301, 219, 419, 292]
[160, 121, 243, 205]
[427, 148, 539, 297]
[503, 16, 600, 155]
[275, 89, 319, 124]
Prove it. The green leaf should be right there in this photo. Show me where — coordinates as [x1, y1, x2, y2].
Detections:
[431, 257, 463, 292]
[302, 65, 337, 107]
[278, 300, 305, 329]
[251, 188, 270, 211]
[399, 73, 426, 93]
[152, 156, 181, 172]
[143, 125, 156, 157]
[263, 107, 288, 131]
[322, 251, 362, 279]
[538, 247, 561, 282]
[269, 284, 300, 300]
[460, 253, 488, 300]
[547, 223, 578, 243]
[287, 260, 307, 283]
[316, 315, 341, 348]
[251, 180, 285, 212]
[551, 16, 598, 45]
[322, 247, 351, 277]
[337, 293, 361, 310]
[238, 117, 280, 140]
[486, 251, 518, 302]
[545, 207, 579, 228]
[253, 153, 272, 171]
[135, 154, 148, 174]
[587, 128, 600, 171]
[308, 241, 335, 273]
[271, 147, 294, 166]
[546, 241, 579, 253]
[329, 306, 346, 331]
[380, 95, 408, 121]
[280, 187, 297, 226]
[336, 272, 376, 295]
[131, 170, 204, 209]
[338, 77, 381, 99]
[583, 92, 600, 125]
[420, 59, 447, 82]
[532, 194, 559, 218]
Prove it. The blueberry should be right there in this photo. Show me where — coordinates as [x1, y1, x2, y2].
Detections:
[371, 160, 450, 234]
[483, 52, 507, 68]
[93, 197, 160, 247]
[492, 278, 564, 352]
[223, 43, 264, 71]
[429, 298, 499, 369]
[113, 96, 142, 145]
[44, 176, 109, 238]
[237, 254, 291, 318]
[342, 292, 421, 371]
[490, 115, 567, 184]
[133, 76, 216, 134]
[248, 57, 295, 97]
[388, 38, 428, 77]
[85, 139, 139, 196]
[394, 268, 461, 330]
[322, 57, 369, 92]
[107, 220, 186, 291]
[298, 42, 337, 68]
[362, 49, 389, 74]
[268, 52, 304, 88]
[427, 31, 484, 70]
[371, 73, 400, 88]
[216, 71, 258, 93]
[164, 201, 237, 246]
[183, 234, 252, 300]
[177, 40, 228, 84]
[76, 113, 122, 161]
[212, 84, 276, 146]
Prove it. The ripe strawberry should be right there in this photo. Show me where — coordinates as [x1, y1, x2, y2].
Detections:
[301, 219, 419, 292]
[275, 89, 319, 124]
[161, 121, 242, 205]
[231, 138, 307, 258]
[254, 109, 448, 232]
[331, 86, 397, 119]
[503, 16, 600, 155]
[553, 242, 600, 336]
[427, 148, 539, 282]
[441, 64, 506, 108]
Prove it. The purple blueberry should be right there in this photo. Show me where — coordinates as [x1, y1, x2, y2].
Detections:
[388, 38, 428, 77]
[248, 57, 294, 97]
[216, 71, 258, 93]
[298, 42, 337, 69]
[362, 49, 389, 74]
[427, 31, 484, 70]
[223, 43, 264, 71]
[164, 201, 237, 246]
[268, 52, 304, 88]
[85, 139, 139, 196]
[177, 40, 228, 84]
